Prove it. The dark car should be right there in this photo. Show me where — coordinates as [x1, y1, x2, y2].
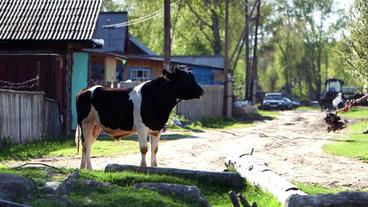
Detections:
[262, 93, 285, 110]
[283, 97, 293, 110]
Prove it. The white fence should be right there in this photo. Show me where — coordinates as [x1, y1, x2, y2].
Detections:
[0, 89, 61, 143]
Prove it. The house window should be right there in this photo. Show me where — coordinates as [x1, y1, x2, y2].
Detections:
[129, 68, 151, 81]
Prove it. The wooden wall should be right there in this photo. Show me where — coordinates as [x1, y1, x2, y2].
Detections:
[126, 59, 162, 80]
[0, 89, 61, 143]
[177, 85, 224, 120]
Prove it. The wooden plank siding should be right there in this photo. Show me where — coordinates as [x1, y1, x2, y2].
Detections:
[177, 85, 224, 120]
[126, 59, 163, 80]
[0, 89, 61, 143]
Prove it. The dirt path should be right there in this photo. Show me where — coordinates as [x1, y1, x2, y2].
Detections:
[7, 110, 368, 190]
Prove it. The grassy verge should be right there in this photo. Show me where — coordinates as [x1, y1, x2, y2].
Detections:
[340, 106, 368, 119]
[324, 107, 368, 162]
[0, 167, 282, 207]
[324, 121, 368, 162]
[297, 106, 320, 111]
[0, 132, 195, 162]
[0, 136, 139, 161]
[295, 182, 346, 195]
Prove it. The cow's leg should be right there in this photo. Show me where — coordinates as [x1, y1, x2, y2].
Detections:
[150, 133, 160, 167]
[81, 122, 99, 170]
[137, 129, 148, 167]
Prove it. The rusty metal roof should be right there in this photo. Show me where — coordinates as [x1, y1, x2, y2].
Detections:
[0, 0, 101, 40]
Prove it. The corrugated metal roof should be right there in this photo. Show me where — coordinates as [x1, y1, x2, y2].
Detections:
[87, 12, 127, 55]
[0, 0, 101, 40]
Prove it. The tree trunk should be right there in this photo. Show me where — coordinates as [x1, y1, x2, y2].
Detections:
[211, 5, 222, 55]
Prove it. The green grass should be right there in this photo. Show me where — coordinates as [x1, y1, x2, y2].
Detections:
[324, 121, 368, 162]
[297, 106, 320, 111]
[0, 167, 281, 207]
[295, 182, 346, 195]
[0, 132, 196, 162]
[0, 136, 139, 161]
[258, 109, 279, 118]
[340, 107, 368, 119]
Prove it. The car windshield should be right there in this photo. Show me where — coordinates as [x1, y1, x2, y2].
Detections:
[265, 95, 283, 100]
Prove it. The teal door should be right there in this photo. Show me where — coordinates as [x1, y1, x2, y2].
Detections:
[72, 52, 89, 130]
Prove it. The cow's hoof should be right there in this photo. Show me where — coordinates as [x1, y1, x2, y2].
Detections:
[140, 162, 147, 168]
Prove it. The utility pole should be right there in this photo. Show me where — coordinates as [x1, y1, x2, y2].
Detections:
[250, 0, 260, 104]
[164, 0, 171, 72]
[245, 0, 251, 101]
[223, 0, 230, 117]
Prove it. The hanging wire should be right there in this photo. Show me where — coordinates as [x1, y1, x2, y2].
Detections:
[103, 0, 185, 28]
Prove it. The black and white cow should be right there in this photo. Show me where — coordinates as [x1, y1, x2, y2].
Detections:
[75, 66, 204, 169]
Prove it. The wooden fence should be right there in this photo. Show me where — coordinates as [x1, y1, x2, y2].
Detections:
[96, 81, 225, 121]
[0, 89, 61, 143]
[177, 85, 224, 120]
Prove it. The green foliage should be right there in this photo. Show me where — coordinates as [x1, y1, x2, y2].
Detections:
[102, 0, 358, 100]
[101, 0, 124, 12]
[0, 136, 13, 147]
[338, 0, 368, 86]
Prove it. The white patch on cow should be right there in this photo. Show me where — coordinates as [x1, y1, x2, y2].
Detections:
[129, 81, 152, 167]
[88, 85, 103, 98]
[129, 81, 150, 129]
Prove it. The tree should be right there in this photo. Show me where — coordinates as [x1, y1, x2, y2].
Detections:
[339, 0, 368, 85]
[101, 0, 124, 12]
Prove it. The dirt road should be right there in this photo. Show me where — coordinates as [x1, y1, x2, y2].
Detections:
[8, 110, 368, 190]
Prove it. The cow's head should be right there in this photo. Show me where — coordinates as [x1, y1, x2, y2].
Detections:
[163, 65, 204, 100]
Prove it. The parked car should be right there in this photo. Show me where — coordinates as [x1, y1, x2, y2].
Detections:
[283, 97, 293, 110]
[291, 100, 301, 108]
[262, 93, 285, 110]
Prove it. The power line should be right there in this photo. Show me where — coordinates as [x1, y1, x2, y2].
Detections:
[103, 0, 184, 29]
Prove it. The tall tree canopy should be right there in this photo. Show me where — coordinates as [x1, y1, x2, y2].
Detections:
[102, 0, 359, 101]
[339, 0, 368, 86]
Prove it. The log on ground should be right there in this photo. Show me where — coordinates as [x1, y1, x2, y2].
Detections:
[226, 154, 306, 206]
[286, 192, 368, 207]
[105, 164, 244, 188]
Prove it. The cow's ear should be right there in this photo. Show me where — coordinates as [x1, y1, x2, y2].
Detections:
[162, 70, 171, 80]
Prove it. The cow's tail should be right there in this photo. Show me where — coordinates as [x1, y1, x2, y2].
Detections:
[75, 124, 81, 154]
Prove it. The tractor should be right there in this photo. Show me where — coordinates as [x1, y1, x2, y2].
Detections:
[320, 78, 345, 110]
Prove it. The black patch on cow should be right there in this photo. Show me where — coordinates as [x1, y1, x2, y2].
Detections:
[140, 68, 204, 131]
[91, 87, 134, 131]
[140, 78, 177, 130]
[163, 69, 204, 100]
[76, 90, 92, 142]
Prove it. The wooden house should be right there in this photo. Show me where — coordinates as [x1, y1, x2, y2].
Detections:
[126, 55, 224, 85]
[88, 12, 224, 85]
[0, 0, 102, 134]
